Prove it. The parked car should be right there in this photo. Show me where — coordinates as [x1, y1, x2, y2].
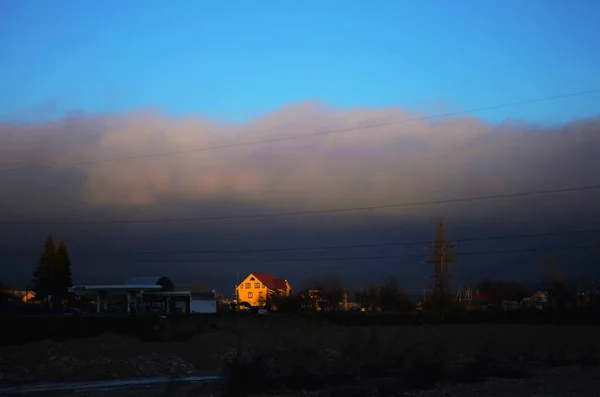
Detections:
[257, 308, 268, 315]
[63, 308, 84, 316]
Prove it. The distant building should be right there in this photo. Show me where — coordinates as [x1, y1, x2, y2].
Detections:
[69, 276, 210, 314]
[1, 289, 36, 304]
[522, 290, 548, 310]
[300, 289, 328, 310]
[236, 272, 292, 308]
[502, 300, 521, 311]
[190, 291, 217, 313]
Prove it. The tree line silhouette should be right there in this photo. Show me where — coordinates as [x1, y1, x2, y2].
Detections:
[261, 271, 598, 315]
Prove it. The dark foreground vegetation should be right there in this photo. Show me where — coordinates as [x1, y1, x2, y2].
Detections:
[1, 313, 199, 346]
[2, 311, 600, 396]
[3, 308, 600, 347]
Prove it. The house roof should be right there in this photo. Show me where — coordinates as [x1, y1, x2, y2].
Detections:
[477, 292, 495, 301]
[252, 272, 288, 290]
[125, 277, 175, 291]
[191, 292, 216, 300]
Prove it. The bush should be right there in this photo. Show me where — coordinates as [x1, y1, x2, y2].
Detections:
[575, 347, 600, 369]
[547, 349, 572, 367]
[222, 353, 278, 397]
[406, 355, 447, 389]
[1, 314, 197, 346]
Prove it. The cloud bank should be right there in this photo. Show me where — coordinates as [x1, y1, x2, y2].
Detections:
[2, 102, 599, 217]
[1, 102, 599, 289]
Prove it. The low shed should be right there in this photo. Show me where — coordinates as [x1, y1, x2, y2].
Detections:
[190, 291, 217, 314]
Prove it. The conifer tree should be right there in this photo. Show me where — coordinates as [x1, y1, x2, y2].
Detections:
[31, 235, 74, 309]
[32, 235, 56, 304]
[53, 241, 73, 307]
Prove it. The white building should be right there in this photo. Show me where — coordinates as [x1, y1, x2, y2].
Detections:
[190, 291, 217, 314]
[69, 276, 202, 314]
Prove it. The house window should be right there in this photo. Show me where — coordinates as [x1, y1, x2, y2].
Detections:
[248, 292, 253, 298]
[259, 292, 264, 298]
[240, 284, 244, 289]
[255, 283, 260, 289]
[245, 283, 250, 289]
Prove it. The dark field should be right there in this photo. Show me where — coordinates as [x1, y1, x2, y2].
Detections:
[2, 312, 600, 396]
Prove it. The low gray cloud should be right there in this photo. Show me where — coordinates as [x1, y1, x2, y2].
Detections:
[1, 102, 599, 291]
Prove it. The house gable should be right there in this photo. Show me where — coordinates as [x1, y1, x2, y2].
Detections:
[236, 273, 269, 307]
[235, 272, 292, 307]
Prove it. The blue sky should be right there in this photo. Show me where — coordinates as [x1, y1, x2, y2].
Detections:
[1, 0, 599, 124]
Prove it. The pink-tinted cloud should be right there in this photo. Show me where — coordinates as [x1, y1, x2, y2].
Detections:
[1, 102, 599, 225]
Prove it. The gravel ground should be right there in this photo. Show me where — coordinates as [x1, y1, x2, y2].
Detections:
[32, 366, 600, 397]
[3, 323, 600, 384]
[46, 382, 223, 397]
[401, 367, 600, 397]
[3, 322, 600, 396]
[0, 334, 198, 385]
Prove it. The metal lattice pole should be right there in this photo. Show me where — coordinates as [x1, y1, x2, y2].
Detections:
[426, 219, 458, 305]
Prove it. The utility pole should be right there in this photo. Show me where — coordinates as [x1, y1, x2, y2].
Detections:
[343, 289, 348, 311]
[577, 270, 581, 309]
[234, 266, 240, 312]
[426, 218, 458, 305]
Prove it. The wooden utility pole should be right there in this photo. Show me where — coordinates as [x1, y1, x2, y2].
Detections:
[426, 219, 458, 303]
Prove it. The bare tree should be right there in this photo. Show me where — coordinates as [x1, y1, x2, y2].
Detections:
[541, 253, 570, 309]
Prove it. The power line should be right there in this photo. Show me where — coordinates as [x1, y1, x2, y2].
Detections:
[458, 244, 596, 257]
[130, 244, 597, 264]
[2, 183, 600, 226]
[1, 88, 599, 173]
[120, 227, 600, 256]
[2, 226, 598, 257]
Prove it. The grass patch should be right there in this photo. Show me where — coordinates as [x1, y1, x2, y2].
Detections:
[6, 315, 600, 393]
[547, 349, 572, 367]
[488, 361, 530, 379]
[406, 355, 447, 389]
[456, 339, 530, 383]
[404, 343, 448, 390]
[223, 353, 278, 397]
[284, 366, 328, 391]
[575, 347, 600, 369]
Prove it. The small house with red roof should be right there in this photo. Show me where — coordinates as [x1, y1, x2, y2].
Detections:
[236, 272, 292, 308]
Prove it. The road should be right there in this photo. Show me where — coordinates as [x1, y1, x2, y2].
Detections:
[0, 374, 222, 396]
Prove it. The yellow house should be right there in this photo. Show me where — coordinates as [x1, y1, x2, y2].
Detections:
[236, 272, 292, 307]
